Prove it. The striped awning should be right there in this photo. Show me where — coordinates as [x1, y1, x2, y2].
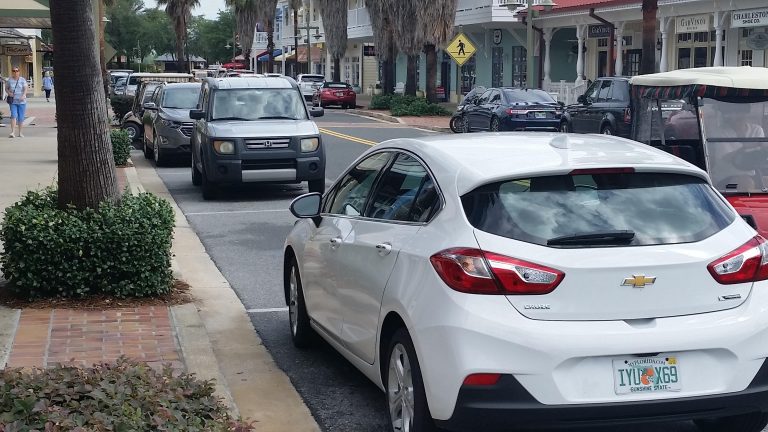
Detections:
[0, 0, 50, 29]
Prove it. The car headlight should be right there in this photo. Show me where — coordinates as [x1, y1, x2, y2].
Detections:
[213, 140, 235, 154]
[160, 119, 182, 128]
[301, 137, 320, 153]
[456, 105, 464, 112]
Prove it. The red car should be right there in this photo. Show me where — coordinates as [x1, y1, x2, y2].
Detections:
[313, 82, 357, 109]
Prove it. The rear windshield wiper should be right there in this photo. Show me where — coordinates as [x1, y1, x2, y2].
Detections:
[211, 116, 251, 121]
[547, 230, 635, 246]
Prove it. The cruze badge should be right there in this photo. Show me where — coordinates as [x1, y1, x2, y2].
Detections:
[622, 275, 656, 288]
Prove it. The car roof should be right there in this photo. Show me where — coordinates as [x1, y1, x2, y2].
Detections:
[161, 82, 202, 89]
[129, 72, 194, 78]
[204, 76, 297, 89]
[630, 66, 768, 89]
[376, 133, 708, 195]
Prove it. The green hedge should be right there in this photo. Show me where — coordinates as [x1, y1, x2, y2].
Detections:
[0, 188, 174, 299]
[0, 358, 254, 431]
[369, 94, 450, 117]
[111, 129, 132, 166]
[110, 95, 134, 122]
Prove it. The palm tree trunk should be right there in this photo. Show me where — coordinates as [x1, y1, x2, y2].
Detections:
[424, 44, 437, 103]
[333, 57, 341, 81]
[384, 42, 396, 94]
[405, 54, 417, 96]
[176, 16, 186, 73]
[50, 0, 118, 209]
[293, 8, 299, 75]
[267, 20, 275, 73]
[641, 0, 657, 74]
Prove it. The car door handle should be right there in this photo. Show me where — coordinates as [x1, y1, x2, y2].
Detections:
[330, 237, 342, 248]
[376, 242, 392, 256]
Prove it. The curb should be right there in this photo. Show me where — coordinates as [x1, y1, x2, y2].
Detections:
[0, 307, 21, 369]
[347, 109, 453, 133]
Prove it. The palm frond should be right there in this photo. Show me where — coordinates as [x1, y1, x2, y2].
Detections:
[417, 0, 457, 45]
[365, 0, 394, 61]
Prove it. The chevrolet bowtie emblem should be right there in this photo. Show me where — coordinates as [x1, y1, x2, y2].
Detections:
[622, 275, 656, 288]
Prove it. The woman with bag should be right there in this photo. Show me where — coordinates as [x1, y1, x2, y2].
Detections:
[5, 67, 28, 138]
[42, 72, 53, 102]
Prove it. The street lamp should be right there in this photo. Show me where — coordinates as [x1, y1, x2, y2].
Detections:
[501, 0, 557, 88]
[303, 0, 320, 75]
[225, 35, 241, 64]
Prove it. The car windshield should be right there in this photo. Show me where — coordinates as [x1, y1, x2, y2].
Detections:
[503, 89, 556, 104]
[128, 76, 142, 86]
[325, 82, 349, 88]
[301, 75, 324, 83]
[700, 99, 768, 193]
[115, 78, 126, 86]
[141, 85, 159, 103]
[211, 88, 307, 121]
[162, 87, 200, 109]
[462, 172, 733, 247]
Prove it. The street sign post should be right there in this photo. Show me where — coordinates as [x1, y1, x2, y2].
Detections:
[445, 33, 476, 67]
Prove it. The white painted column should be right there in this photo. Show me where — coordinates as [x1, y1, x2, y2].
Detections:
[325, 48, 332, 80]
[713, 11, 724, 67]
[659, 17, 670, 72]
[615, 22, 625, 76]
[576, 24, 586, 85]
[543, 28, 553, 86]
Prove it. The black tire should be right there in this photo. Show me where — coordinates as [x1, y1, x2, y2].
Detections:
[695, 412, 768, 432]
[153, 136, 170, 167]
[450, 116, 464, 133]
[384, 328, 437, 432]
[560, 121, 570, 133]
[463, 116, 471, 133]
[143, 136, 154, 159]
[124, 123, 141, 142]
[191, 153, 202, 186]
[286, 257, 315, 348]
[490, 116, 501, 132]
[601, 124, 614, 135]
[201, 164, 218, 200]
[308, 179, 325, 194]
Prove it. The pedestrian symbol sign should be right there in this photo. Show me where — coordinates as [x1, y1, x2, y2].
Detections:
[446, 33, 476, 66]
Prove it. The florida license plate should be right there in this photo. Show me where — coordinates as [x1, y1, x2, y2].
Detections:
[335, 92, 345, 97]
[535, 112, 547, 118]
[613, 355, 682, 395]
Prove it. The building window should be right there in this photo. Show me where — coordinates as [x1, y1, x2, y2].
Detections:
[492, 47, 503, 87]
[622, 35, 633, 47]
[694, 32, 709, 43]
[678, 33, 692, 43]
[597, 38, 608, 48]
[624, 50, 642, 76]
[461, 56, 477, 94]
[741, 50, 753, 66]
[511, 46, 526, 88]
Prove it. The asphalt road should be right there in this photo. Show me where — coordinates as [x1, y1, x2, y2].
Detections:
[152, 109, 714, 432]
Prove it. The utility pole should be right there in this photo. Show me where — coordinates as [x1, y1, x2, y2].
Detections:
[304, 0, 319, 74]
[526, 0, 533, 88]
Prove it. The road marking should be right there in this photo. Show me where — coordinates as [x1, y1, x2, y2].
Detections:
[246, 307, 288, 313]
[186, 209, 289, 216]
[319, 128, 377, 146]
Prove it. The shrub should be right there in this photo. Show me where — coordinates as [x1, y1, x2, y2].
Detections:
[369, 93, 394, 110]
[0, 358, 255, 432]
[390, 97, 450, 117]
[110, 95, 134, 122]
[111, 129, 132, 166]
[0, 188, 175, 299]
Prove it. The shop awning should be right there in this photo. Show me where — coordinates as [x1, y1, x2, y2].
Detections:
[295, 46, 323, 63]
[257, 49, 282, 62]
[0, 0, 50, 29]
[274, 51, 293, 61]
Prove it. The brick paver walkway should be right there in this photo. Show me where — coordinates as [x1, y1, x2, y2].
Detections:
[6, 306, 182, 370]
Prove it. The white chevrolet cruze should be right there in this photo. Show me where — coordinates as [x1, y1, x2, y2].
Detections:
[283, 133, 768, 432]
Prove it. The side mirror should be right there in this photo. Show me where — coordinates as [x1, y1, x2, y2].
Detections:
[290, 193, 322, 218]
[309, 106, 325, 118]
[577, 95, 586, 104]
[143, 102, 157, 110]
[558, 101, 565, 108]
[190, 109, 205, 120]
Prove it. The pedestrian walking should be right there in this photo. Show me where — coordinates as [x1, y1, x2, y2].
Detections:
[5, 67, 27, 138]
[42, 72, 53, 102]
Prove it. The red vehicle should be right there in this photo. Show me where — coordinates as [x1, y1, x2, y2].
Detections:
[313, 81, 357, 109]
[631, 67, 768, 235]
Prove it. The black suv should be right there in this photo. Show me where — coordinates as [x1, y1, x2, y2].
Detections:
[562, 77, 632, 137]
[190, 76, 326, 200]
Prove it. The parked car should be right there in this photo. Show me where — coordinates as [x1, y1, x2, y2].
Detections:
[121, 81, 162, 142]
[285, 132, 768, 432]
[562, 76, 632, 137]
[109, 71, 130, 96]
[313, 81, 356, 109]
[141, 82, 202, 166]
[190, 76, 326, 200]
[450, 86, 486, 133]
[297, 74, 325, 101]
[463, 87, 563, 132]
[124, 72, 193, 96]
[113, 77, 127, 96]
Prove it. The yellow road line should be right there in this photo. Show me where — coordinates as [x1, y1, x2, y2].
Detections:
[319, 128, 377, 146]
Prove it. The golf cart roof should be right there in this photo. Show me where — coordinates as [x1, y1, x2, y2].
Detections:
[631, 67, 768, 100]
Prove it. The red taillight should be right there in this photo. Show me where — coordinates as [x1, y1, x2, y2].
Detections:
[463, 373, 501, 386]
[708, 236, 768, 285]
[623, 108, 632, 124]
[429, 248, 564, 295]
[569, 168, 635, 175]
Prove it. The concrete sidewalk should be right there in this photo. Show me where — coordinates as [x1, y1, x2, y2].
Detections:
[0, 127, 319, 431]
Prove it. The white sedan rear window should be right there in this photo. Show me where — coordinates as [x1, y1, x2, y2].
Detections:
[462, 173, 734, 247]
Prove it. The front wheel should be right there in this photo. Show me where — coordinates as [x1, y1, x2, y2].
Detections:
[142, 135, 154, 159]
[385, 329, 436, 432]
[154, 136, 171, 167]
[490, 116, 501, 132]
[191, 153, 202, 186]
[695, 412, 768, 432]
[286, 257, 315, 348]
[601, 124, 614, 135]
[560, 121, 570, 133]
[450, 116, 464, 133]
[308, 179, 325, 194]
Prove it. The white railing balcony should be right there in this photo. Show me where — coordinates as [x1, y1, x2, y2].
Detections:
[347, 7, 371, 28]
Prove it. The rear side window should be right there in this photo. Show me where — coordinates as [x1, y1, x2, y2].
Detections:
[366, 153, 439, 222]
[462, 173, 734, 247]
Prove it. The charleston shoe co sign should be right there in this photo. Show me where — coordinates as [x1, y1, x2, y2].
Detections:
[676, 14, 710, 33]
[732, 8, 768, 28]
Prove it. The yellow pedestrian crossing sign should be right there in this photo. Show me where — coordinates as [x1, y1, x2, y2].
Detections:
[446, 33, 476, 66]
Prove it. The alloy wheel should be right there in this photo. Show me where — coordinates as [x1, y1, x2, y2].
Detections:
[289, 266, 298, 336]
[388, 343, 415, 432]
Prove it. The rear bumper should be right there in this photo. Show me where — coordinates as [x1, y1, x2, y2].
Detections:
[437, 363, 768, 431]
[320, 94, 356, 105]
[501, 117, 561, 132]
